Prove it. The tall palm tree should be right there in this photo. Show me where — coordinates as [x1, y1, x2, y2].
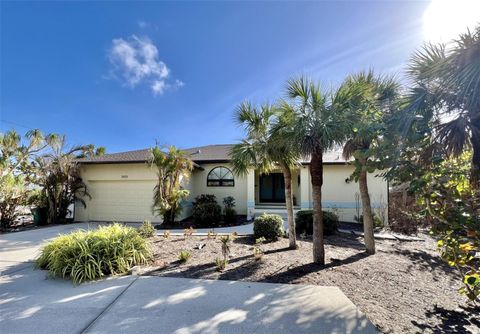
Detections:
[340, 70, 400, 254]
[150, 145, 193, 224]
[406, 25, 480, 185]
[285, 77, 349, 264]
[230, 102, 299, 249]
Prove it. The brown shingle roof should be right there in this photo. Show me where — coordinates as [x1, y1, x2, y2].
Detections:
[77, 144, 348, 164]
[76, 149, 151, 164]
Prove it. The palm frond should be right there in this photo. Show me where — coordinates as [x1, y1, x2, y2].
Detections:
[435, 116, 471, 157]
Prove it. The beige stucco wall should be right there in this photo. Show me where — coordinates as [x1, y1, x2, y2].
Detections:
[75, 161, 388, 224]
[188, 163, 248, 215]
[75, 162, 249, 223]
[301, 164, 389, 223]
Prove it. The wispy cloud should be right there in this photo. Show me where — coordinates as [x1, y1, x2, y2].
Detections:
[107, 35, 183, 96]
[137, 20, 148, 29]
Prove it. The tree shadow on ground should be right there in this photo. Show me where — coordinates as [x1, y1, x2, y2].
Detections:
[231, 236, 254, 245]
[299, 232, 367, 250]
[260, 251, 370, 284]
[411, 304, 480, 334]
[388, 248, 458, 276]
[218, 259, 263, 281]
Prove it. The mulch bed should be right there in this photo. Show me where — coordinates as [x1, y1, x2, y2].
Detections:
[141, 233, 479, 334]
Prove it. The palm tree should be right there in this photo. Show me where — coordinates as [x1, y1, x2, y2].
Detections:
[0, 129, 52, 228]
[340, 70, 400, 254]
[406, 25, 480, 185]
[150, 145, 193, 224]
[34, 135, 91, 224]
[284, 77, 349, 264]
[230, 102, 299, 249]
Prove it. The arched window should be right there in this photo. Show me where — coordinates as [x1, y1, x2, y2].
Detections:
[207, 166, 234, 187]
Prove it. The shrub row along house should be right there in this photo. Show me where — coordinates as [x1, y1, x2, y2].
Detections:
[74, 144, 388, 224]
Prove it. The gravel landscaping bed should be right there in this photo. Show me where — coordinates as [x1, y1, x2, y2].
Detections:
[141, 233, 479, 334]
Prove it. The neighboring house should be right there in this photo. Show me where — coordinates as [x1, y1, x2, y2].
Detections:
[74, 144, 388, 223]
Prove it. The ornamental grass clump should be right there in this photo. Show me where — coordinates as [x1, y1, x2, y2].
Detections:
[36, 224, 152, 284]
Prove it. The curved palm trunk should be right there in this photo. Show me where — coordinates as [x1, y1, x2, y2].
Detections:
[358, 159, 375, 254]
[310, 149, 325, 265]
[281, 165, 296, 249]
[471, 116, 480, 187]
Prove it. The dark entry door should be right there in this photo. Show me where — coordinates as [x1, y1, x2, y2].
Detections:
[259, 173, 285, 203]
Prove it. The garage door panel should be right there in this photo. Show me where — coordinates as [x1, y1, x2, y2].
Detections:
[87, 180, 160, 222]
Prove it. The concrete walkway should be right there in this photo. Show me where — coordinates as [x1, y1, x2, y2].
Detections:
[0, 224, 377, 334]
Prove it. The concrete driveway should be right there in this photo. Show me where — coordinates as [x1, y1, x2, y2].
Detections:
[0, 224, 377, 334]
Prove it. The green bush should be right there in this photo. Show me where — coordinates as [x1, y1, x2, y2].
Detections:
[178, 250, 191, 262]
[253, 214, 284, 241]
[36, 224, 152, 284]
[138, 220, 156, 238]
[224, 208, 237, 224]
[194, 194, 218, 205]
[354, 214, 384, 228]
[295, 210, 339, 236]
[223, 196, 237, 224]
[192, 194, 222, 226]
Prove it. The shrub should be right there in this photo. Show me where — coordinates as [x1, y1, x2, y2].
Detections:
[295, 210, 339, 236]
[178, 250, 191, 262]
[219, 234, 234, 260]
[253, 214, 284, 241]
[354, 214, 384, 229]
[223, 196, 237, 224]
[207, 229, 217, 239]
[224, 208, 237, 224]
[36, 224, 151, 284]
[184, 226, 196, 237]
[253, 236, 265, 260]
[192, 194, 222, 226]
[253, 246, 264, 260]
[215, 258, 228, 271]
[138, 220, 155, 238]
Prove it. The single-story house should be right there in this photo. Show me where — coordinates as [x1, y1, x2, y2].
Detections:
[74, 144, 389, 224]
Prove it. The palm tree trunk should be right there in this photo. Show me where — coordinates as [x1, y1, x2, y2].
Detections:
[358, 159, 375, 254]
[471, 117, 480, 187]
[310, 149, 325, 265]
[281, 165, 296, 249]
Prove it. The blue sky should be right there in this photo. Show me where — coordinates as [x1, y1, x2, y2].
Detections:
[0, 1, 438, 152]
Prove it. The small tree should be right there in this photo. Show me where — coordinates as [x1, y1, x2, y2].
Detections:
[230, 102, 299, 249]
[284, 77, 349, 264]
[417, 152, 480, 303]
[0, 129, 50, 228]
[150, 145, 193, 224]
[340, 70, 400, 254]
[34, 136, 92, 224]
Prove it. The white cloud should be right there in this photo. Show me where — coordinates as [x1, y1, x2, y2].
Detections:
[107, 35, 182, 96]
[137, 20, 148, 29]
[151, 80, 166, 95]
[174, 79, 185, 88]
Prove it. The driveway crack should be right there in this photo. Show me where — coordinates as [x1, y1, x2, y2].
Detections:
[79, 276, 139, 334]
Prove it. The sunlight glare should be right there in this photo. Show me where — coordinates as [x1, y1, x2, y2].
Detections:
[423, 0, 480, 43]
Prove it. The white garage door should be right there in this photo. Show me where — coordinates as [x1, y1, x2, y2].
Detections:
[87, 180, 159, 222]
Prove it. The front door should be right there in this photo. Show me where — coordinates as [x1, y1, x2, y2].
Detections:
[259, 173, 285, 203]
